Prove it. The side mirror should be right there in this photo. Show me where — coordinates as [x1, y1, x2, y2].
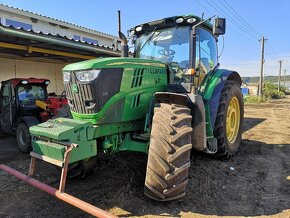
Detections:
[213, 18, 226, 36]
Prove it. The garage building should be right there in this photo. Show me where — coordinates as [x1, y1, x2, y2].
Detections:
[0, 4, 121, 94]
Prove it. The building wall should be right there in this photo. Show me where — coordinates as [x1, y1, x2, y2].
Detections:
[0, 57, 65, 94]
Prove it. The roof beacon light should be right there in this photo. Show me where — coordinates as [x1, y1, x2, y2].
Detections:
[175, 18, 184, 24]
[21, 80, 28, 84]
[187, 18, 196, 24]
[136, 26, 142, 32]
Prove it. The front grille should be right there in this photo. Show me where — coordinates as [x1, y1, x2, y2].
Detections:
[65, 68, 123, 114]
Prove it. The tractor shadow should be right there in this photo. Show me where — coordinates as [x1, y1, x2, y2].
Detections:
[85, 140, 290, 217]
[1, 136, 289, 217]
[242, 117, 266, 133]
[0, 136, 23, 164]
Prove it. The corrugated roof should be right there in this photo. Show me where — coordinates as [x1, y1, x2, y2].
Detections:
[0, 22, 120, 52]
[0, 4, 117, 39]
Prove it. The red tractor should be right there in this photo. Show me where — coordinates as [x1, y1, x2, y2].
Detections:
[0, 78, 68, 152]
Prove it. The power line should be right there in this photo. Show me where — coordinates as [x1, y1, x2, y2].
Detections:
[267, 41, 279, 58]
[220, 0, 263, 38]
[196, 0, 258, 42]
[203, 0, 260, 40]
[215, 0, 282, 63]
[205, 0, 259, 40]
[195, 0, 284, 76]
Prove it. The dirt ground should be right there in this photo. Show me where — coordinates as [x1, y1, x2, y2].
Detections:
[0, 96, 289, 218]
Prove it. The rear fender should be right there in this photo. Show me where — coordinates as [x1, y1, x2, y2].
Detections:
[201, 69, 242, 138]
[154, 92, 188, 105]
[153, 92, 207, 151]
[19, 116, 40, 128]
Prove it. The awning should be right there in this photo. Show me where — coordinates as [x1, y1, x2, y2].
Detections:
[0, 24, 121, 63]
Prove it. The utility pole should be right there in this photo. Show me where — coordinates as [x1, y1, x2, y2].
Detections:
[258, 37, 266, 97]
[284, 69, 287, 87]
[278, 60, 282, 92]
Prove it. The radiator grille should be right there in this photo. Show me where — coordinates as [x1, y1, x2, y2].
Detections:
[65, 68, 123, 114]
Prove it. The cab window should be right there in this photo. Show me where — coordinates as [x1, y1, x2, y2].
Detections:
[196, 28, 218, 80]
[17, 85, 46, 105]
[0, 83, 11, 107]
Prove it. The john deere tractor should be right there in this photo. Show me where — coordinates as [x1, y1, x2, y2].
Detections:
[28, 14, 243, 201]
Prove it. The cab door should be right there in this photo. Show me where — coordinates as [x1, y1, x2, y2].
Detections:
[0, 81, 16, 133]
[195, 27, 218, 87]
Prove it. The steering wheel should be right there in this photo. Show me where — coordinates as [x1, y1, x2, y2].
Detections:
[158, 49, 175, 57]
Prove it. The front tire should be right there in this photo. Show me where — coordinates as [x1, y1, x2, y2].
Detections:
[213, 80, 244, 157]
[67, 157, 97, 179]
[145, 103, 192, 201]
[16, 122, 32, 153]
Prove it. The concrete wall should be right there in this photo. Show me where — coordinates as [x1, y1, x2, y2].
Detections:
[0, 57, 65, 94]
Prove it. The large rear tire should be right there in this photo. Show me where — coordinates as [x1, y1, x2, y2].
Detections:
[16, 122, 32, 153]
[145, 103, 192, 201]
[213, 80, 244, 157]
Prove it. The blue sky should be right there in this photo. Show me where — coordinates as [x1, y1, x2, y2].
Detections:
[1, 0, 290, 77]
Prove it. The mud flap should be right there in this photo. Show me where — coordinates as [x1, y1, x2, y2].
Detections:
[187, 93, 207, 151]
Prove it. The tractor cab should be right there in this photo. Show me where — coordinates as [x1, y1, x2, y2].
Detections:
[14, 79, 48, 116]
[0, 78, 49, 133]
[131, 15, 225, 91]
[0, 78, 67, 152]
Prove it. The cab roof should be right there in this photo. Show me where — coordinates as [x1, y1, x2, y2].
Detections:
[2, 78, 50, 87]
[130, 14, 213, 37]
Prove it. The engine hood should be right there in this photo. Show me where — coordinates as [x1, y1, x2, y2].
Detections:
[63, 57, 166, 71]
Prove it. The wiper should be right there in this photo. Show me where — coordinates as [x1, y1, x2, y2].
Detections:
[139, 28, 159, 53]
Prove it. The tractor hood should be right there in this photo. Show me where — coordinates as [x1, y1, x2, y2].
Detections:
[63, 57, 166, 71]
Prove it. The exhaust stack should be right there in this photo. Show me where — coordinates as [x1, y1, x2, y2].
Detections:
[118, 10, 128, 57]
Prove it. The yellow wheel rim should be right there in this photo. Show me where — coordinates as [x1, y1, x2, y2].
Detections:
[226, 96, 240, 143]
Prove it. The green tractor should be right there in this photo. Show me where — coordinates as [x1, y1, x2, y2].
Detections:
[28, 14, 243, 201]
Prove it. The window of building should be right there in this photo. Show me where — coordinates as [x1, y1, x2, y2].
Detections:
[73, 35, 81, 41]
[6, 19, 32, 30]
[83, 37, 98, 45]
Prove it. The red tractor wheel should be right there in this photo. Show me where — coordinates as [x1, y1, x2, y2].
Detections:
[16, 122, 32, 153]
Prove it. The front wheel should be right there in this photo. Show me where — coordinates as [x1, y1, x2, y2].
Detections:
[67, 157, 97, 179]
[213, 80, 244, 157]
[16, 122, 32, 153]
[144, 103, 192, 201]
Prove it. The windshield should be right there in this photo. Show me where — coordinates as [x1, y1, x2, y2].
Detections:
[134, 26, 191, 69]
[17, 84, 46, 105]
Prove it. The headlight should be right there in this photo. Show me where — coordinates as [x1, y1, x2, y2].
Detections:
[63, 71, 71, 82]
[175, 17, 184, 24]
[136, 26, 142, 32]
[76, 69, 101, 82]
[187, 18, 196, 24]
